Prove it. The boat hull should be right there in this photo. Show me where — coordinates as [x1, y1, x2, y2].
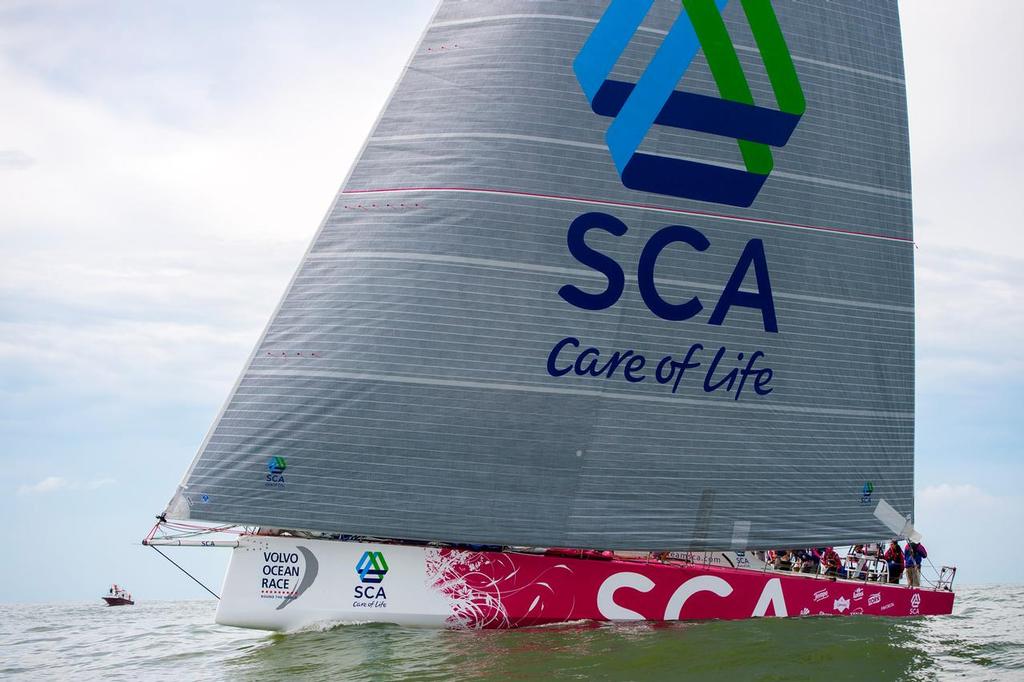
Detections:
[216, 536, 953, 630]
[102, 597, 134, 606]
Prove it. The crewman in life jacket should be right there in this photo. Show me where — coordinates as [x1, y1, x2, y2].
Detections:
[884, 540, 905, 584]
[821, 546, 842, 578]
[797, 548, 821, 574]
[904, 541, 927, 587]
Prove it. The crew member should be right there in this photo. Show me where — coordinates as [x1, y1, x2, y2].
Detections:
[821, 546, 842, 578]
[884, 540, 905, 584]
[904, 541, 927, 587]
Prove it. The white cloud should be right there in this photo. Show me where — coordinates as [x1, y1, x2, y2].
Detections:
[0, 148, 34, 169]
[901, 0, 1024, 256]
[914, 482, 1023, 583]
[17, 476, 69, 495]
[0, 4, 432, 409]
[918, 483, 1003, 510]
[916, 245, 1024, 386]
[899, 1, 1024, 390]
[16, 476, 115, 495]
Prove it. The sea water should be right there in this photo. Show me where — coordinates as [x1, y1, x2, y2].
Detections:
[1, 585, 1020, 681]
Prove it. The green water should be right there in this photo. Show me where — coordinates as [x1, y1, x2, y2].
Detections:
[2, 585, 1020, 680]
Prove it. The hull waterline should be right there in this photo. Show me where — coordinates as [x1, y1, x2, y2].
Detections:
[216, 536, 953, 631]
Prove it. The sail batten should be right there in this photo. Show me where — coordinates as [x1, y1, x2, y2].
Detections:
[168, 0, 915, 550]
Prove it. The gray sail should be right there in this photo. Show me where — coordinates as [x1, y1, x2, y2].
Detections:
[167, 0, 915, 550]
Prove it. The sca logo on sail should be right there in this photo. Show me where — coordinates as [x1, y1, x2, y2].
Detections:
[353, 551, 390, 607]
[573, 0, 804, 207]
[265, 456, 287, 488]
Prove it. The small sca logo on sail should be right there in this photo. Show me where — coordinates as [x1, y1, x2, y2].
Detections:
[354, 551, 389, 605]
[574, 0, 805, 207]
[265, 456, 287, 488]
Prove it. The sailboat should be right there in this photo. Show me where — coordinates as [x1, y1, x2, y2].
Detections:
[145, 0, 957, 629]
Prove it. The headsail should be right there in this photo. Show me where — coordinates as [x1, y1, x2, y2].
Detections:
[167, 0, 915, 550]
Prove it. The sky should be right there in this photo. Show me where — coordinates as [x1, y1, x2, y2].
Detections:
[1, 1, 1021, 603]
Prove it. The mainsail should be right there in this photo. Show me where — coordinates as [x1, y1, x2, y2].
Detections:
[167, 0, 915, 550]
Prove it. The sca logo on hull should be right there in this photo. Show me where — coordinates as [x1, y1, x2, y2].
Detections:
[354, 551, 390, 605]
[265, 456, 287, 488]
[574, 0, 805, 207]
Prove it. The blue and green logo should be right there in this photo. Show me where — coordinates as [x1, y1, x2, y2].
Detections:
[355, 551, 389, 584]
[574, 0, 805, 207]
[265, 456, 287, 488]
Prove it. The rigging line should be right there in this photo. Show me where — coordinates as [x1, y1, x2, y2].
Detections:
[149, 545, 221, 600]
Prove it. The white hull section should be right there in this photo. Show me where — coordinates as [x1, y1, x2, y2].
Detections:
[217, 536, 451, 630]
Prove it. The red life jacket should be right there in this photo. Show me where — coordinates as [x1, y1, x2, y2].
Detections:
[885, 545, 904, 566]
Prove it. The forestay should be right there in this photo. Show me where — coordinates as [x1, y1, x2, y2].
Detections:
[167, 0, 916, 550]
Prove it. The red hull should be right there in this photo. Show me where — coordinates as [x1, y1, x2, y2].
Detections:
[213, 537, 954, 630]
[102, 597, 134, 606]
[427, 549, 954, 628]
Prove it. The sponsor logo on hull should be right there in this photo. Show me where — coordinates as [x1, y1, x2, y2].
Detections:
[910, 592, 921, 615]
[259, 546, 318, 611]
[354, 551, 390, 609]
[356, 551, 389, 583]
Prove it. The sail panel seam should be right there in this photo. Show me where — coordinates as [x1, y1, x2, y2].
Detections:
[247, 369, 913, 420]
[367, 133, 913, 200]
[340, 187, 913, 243]
[304, 250, 913, 314]
[427, 14, 905, 85]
